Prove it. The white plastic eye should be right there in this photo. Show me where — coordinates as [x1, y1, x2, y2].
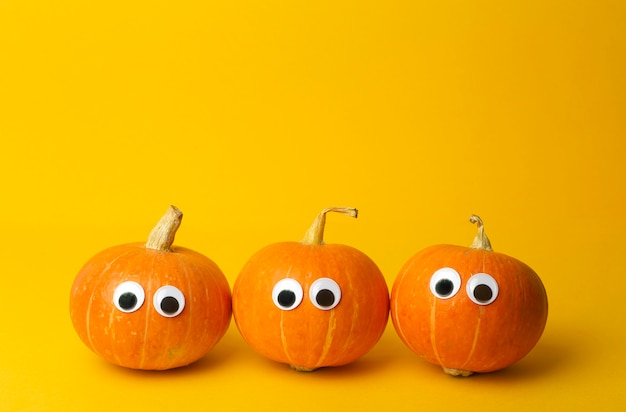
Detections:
[272, 278, 304, 311]
[309, 278, 341, 310]
[113, 281, 145, 313]
[466, 273, 499, 305]
[429, 267, 462, 299]
[153, 285, 186, 317]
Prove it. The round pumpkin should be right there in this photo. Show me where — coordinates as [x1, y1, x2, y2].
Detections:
[232, 207, 390, 371]
[391, 215, 548, 376]
[70, 206, 232, 370]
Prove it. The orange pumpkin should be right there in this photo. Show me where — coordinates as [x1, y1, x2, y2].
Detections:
[232, 207, 389, 371]
[391, 215, 548, 376]
[70, 206, 231, 370]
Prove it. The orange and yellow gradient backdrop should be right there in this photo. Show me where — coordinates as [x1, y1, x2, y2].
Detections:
[1, 1, 625, 410]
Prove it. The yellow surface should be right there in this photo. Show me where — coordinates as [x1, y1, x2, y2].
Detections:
[1, 0, 625, 410]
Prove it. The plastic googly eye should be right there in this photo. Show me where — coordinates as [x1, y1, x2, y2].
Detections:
[272, 278, 304, 311]
[153, 285, 186, 317]
[466, 273, 499, 305]
[113, 281, 145, 313]
[429, 267, 462, 299]
[309, 278, 341, 310]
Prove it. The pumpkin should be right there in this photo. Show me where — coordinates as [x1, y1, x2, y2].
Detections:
[69, 206, 232, 370]
[232, 207, 389, 371]
[390, 215, 548, 376]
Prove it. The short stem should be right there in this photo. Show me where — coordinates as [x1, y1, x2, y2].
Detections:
[469, 214, 493, 251]
[145, 205, 183, 252]
[290, 364, 316, 372]
[301, 207, 358, 245]
[443, 367, 474, 377]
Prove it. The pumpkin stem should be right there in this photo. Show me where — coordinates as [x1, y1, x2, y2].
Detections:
[145, 205, 183, 252]
[469, 214, 493, 251]
[290, 364, 316, 372]
[443, 367, 474, 377]
[301, 207, 358, 245]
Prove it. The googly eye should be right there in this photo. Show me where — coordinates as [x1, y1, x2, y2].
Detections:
[430, 267, 462, 299]
[309, 278, 341, 310]
[113, 281, 145, 313]
[466, 273, 499, 305]
[272, 278, 304, 311]
[153, 285, 186, 317]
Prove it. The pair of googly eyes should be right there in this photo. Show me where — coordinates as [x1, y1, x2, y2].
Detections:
[430, 268, 499, 305]
[113, 281, 185, 317]
[272, 278, 341, 311]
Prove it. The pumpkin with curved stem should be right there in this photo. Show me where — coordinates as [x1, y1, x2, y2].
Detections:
[232, 207, 390, 371]
[391, 215, 548, 376]
[69, 206, 232, 370]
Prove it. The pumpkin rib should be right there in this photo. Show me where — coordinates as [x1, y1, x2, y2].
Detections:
[460, 307, 484, 370]
[481, 247, 487, 273]
[197, 249, 232, 352]
[279, 310, 297, 367]
[314, 248, 342, 367]
[85, 247, 137, 359]
[390, 257, 417, 349]
[108, 249, 148, 367]
[138, 250, 158, 369]
[457, 250, 488, 370]
[181, 254, 196, 367]
[429, 295, 443, 367]
[515, 260, 530, 321]
[164, 252, 195, 370]
[315, 310, 337, 368]
[300, 247, 331, 369]
[335, 248, 389, 366]
[107, 291, 124, 367]
[167, 252, 192, 369]
[391, 297, 409, 349]
[84, 291, 99, 356]
[278, 244, 308, 366]
[191, 253, 213, 351]
[338, 269, 359, 360]
[83, 272, 101, 355]
[185, 254, 201, 356]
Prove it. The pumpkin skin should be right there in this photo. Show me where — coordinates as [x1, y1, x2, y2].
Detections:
[390, 216, 548, 376]
[70, 207, 231, 370]
[232, 208, 390, 371]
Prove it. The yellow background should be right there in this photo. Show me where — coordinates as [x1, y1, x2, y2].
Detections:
[1, 0, 625, 410]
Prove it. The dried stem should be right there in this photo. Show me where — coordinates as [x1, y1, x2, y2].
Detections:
[443, 367, 474, 377]
[290, 364, 316, 372]
[469, 214, 493, 251]
[145, 205, 183, 252]
[301, 207, 358, 245]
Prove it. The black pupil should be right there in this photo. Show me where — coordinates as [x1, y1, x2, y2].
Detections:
[277, 290, 296, 308]
[119, 292, 137, 310]
[160, 296, 180, 314]
[435, 279, 454, 297]
[474, 284, 493, 302]
[315, 289, 335, 308]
